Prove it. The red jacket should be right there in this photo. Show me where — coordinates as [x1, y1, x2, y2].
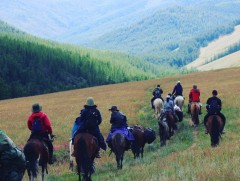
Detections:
[189, 88, 200, 102]
[28, 112, 53, 134]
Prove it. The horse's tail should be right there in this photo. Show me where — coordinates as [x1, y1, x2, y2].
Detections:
[112, 133, 125, 169]
[193, 104, 199, 125]
[23, 143, 39, 178]
[77, 136, 94, 176]
[211, 115, 221, 146]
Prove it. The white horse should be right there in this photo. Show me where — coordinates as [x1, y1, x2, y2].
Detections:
[153, 98, 163, 119]
[69, 140, 75, 171]
[174, 96, 184, 111]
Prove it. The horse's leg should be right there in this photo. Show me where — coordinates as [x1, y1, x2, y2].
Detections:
[141, 146, 144, 158]
[41, 164, 44, 181]
[69, 140, 74, 171]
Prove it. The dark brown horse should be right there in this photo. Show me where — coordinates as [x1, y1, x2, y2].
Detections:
[23, 138, 49, 181]
[158, 117, 169, 147]
[73, 133, 98, 181]
[190, 102, 200, 127]
[111, 133, 127, 169]
[164, 111, 177, 138]
[131, 125, 146, 159]
[206, 115, 224, 147]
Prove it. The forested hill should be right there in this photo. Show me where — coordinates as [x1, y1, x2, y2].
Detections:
[89, 2, 240, 66]
[0, 21, 181, 100]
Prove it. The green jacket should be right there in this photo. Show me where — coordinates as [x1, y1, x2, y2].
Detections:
[0, 130, 25, 169]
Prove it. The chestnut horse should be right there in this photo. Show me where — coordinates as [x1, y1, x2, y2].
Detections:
[190, 102, 200, 127]
[23, 138, 49, 181]
[153, 98, 163, 119]
[131, 125, 146, 158]
[206, 115, 224, 147]
[73, 133, 98, 181]
[111, 133, 127, 169]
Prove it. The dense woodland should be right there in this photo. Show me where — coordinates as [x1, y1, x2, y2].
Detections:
[0, 21, 182, 100]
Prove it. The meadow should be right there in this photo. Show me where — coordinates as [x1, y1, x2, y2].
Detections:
[1, 67, 240, 180]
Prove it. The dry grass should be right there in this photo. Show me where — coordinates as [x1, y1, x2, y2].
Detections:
[1, 67, 240, 180]
[186, 25, 240, 70]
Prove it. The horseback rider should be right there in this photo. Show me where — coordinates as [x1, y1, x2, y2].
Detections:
[187, 84, 202, 114]
[0, 129, 26, 181]
[151, 84, 164, 109]
[27, 103, 55, 164]
[161, 95, 179, 124]
[172, 81, 183, 100]
[204, 90, 226, 134]
[106, 106, 135, 150]
[71, 97, 106, 158]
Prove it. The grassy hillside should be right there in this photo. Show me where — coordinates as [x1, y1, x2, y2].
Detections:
[1, 67, 240, 180]
[186, 25, 240, 70]
[0, 21, 183, 100]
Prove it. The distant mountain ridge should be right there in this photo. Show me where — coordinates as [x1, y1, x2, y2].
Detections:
[0, 0, 240, 67]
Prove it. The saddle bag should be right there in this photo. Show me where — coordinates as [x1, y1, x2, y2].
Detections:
[144, 128, 156, 144]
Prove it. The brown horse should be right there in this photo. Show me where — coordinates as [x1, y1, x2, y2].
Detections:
[23, 138, 49, 181]
[158, 117, 169, 147]
[206, 115, 224, 147]
[130, 125, 146, 159]
[164, 111, 177, 138]
[111, 133, 127, 169]
[190, 102, 200, 127]
[73, 133, 98, 181]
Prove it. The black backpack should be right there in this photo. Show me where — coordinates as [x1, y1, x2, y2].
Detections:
[154, 89, 161, 97]
[85, 110, 99, 128]
[209, 99, 219, 113]
[32, 117, 43, 132]
[144, 128, 156, 144]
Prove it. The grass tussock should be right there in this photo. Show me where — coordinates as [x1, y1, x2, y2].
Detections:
[1, 67, 240, 180]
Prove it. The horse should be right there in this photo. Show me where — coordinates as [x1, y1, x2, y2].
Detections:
[163, 111, 177, 138]
[174, 96, 184, 111]
[158, 117, 169, 147]
[206, 115, 224, 147]
[130, 125, 146, 159]
[153, 98, 163, 119]
[111, 133, 127, 169]
[23, 138, 49, 181]
[73, 133, 98, 181]
[190, 102, 200, 127]
[69, 140, 74, 171]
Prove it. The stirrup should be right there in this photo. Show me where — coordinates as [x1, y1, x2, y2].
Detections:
[96, 151, 101, 158]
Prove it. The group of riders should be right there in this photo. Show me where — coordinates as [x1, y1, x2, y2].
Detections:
[0, 81, 226, 181]
[151, 81, 226, 134]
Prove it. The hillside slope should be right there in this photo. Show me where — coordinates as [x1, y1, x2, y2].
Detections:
[186, 25, 240, 70]
[1, 67, 240, 180]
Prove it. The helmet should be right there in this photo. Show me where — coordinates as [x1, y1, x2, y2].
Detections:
[85, 97, 95, 106]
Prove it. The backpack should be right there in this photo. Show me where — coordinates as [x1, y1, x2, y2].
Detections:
[32, 117, 43, 132]
[144, 128, 156, 144]
[209, 99, 219, 113]
[154, 89, 161, 97]
[85, 110, 99, 128]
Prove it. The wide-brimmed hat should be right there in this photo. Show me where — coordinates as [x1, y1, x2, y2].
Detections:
[85, 97, 95, 106]
[109, 105, 118, 111]
[32, 103, 42, 113]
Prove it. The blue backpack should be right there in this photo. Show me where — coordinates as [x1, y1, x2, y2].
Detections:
[32, 117, 43, 132]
